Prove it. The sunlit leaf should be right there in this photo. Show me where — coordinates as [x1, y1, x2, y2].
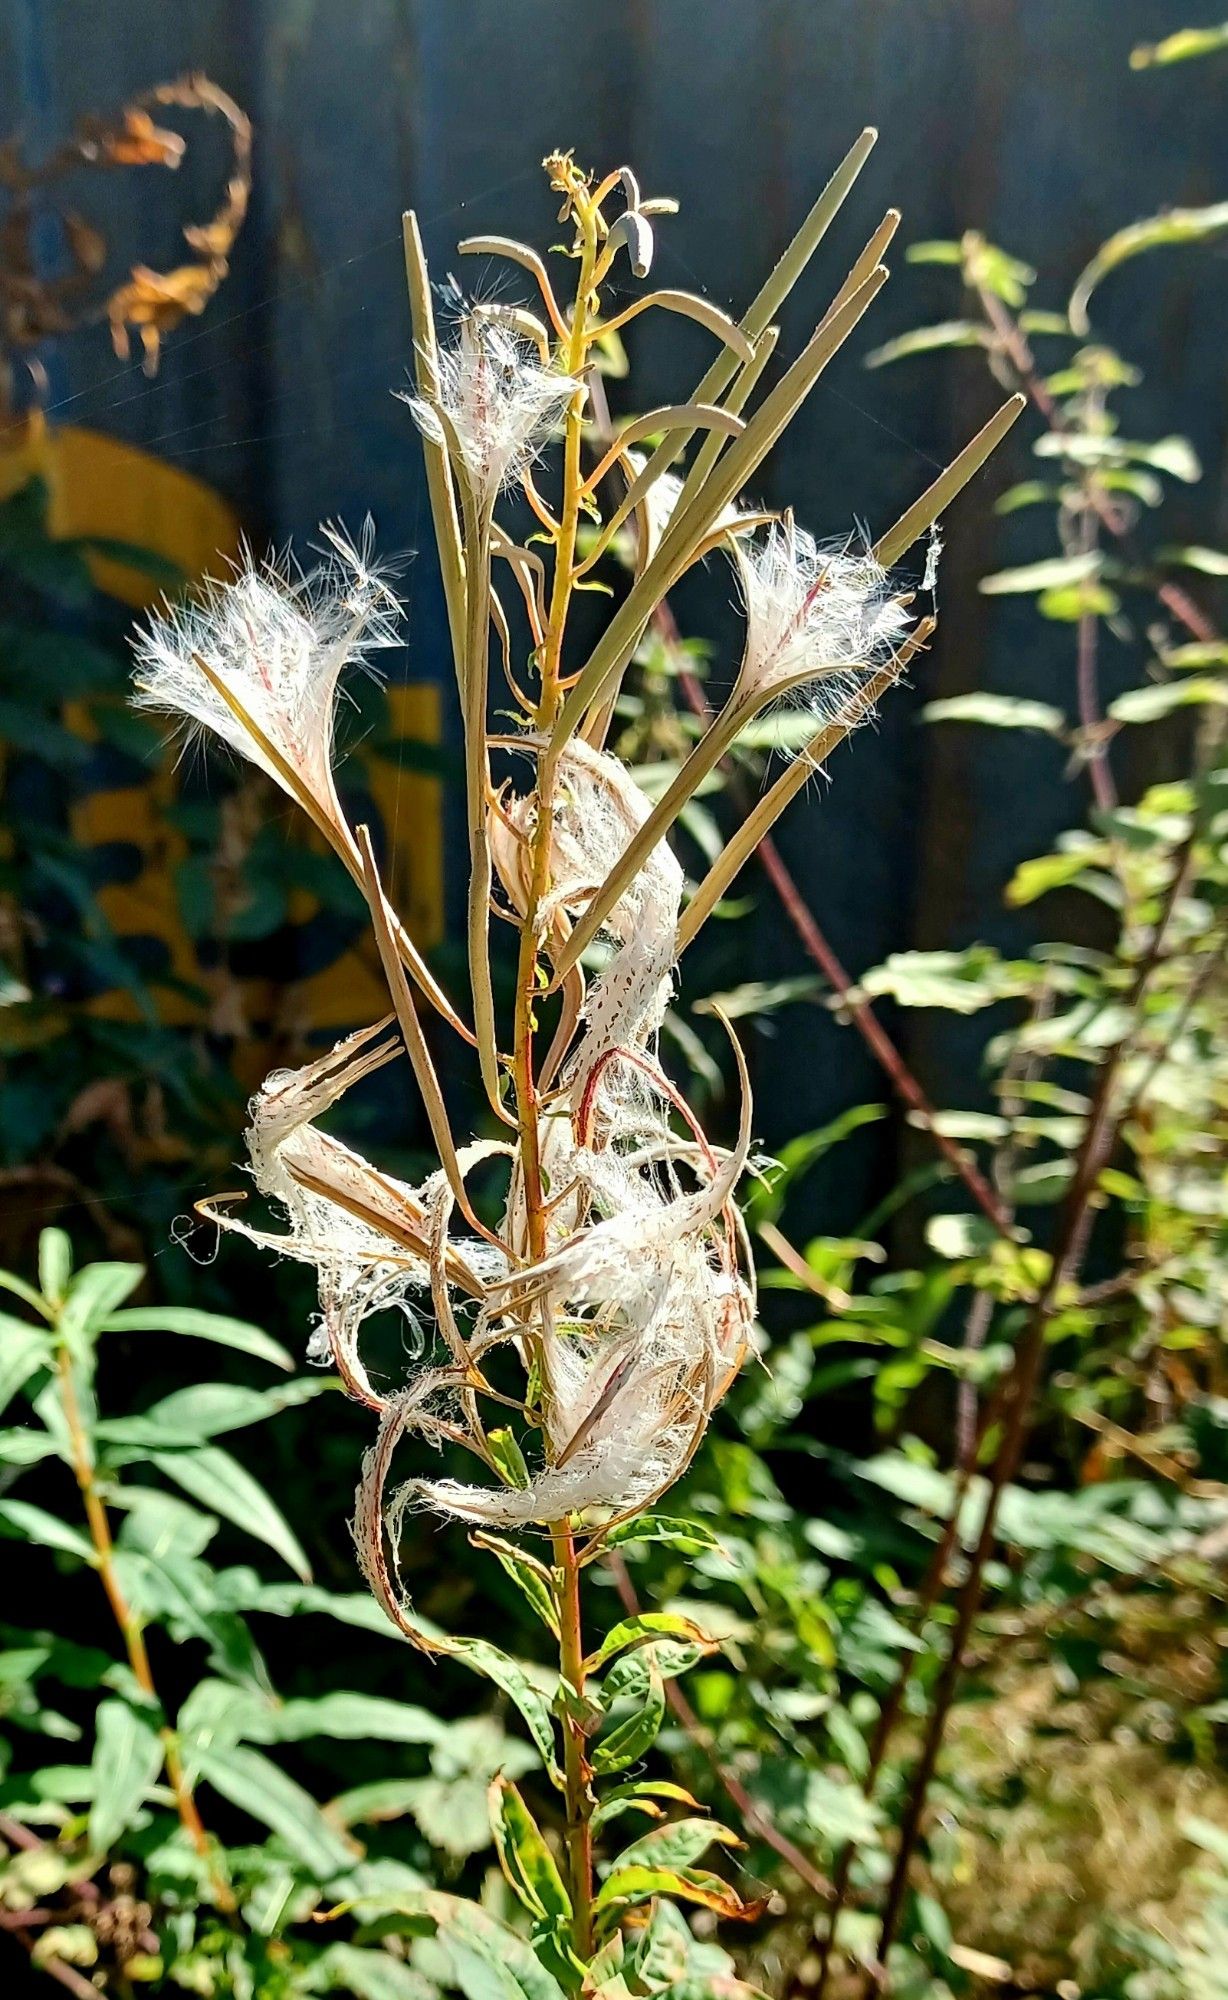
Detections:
[0, 1319, 54, 1416]
[588, 1612, 712, 1672]
[0, 1499, 95, 1561]
[87, 1699, 163, 1857]
[58, 1264, 144, 1344]
[925, 1213, 999, 1259]
[199, 1742, 355, 1878]
[979, 551, 1102, 595]
[38, 1230, 73, 1309]
[864, 321, 986, 368]
[1158, 545, 1228, 576]
[611, 1817, 740, 1875]
[1071, 201, 1228, 331]
[1110, 678, 1228, 723]
[101, 1306, 293, 1371]
[489, 1776, 572, 1923]
[341, 1892, 566, 2000]
[923, 693, 1066, 735]
[146, 1445, 311, 1580]
[1131, 25, 1228, 68]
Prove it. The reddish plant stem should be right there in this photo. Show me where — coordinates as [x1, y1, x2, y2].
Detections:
[976, 281, 1222, 645]
[862, 837, 1194, 1993]
[1074, 510, 1117, 813]
[667, 632, 1012, 1237]
[607, 1552, 833, 1899]
[809, 1369, 1012, 1998]
[751, 829, 1012, 1232]
[55, 1348, 232, 1910]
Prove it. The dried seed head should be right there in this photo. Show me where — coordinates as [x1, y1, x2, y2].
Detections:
[733, 516, 910, 713]
[132, 521, 400, 825]
[401, 312, 579, 510]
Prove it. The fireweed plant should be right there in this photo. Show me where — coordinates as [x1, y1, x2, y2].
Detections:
[132, 140, 1020, 1978]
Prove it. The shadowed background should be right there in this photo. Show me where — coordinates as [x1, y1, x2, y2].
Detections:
[3, 0, 1225, 1226]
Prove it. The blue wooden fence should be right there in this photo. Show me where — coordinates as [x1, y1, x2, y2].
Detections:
[4, 0, 1225, 1221]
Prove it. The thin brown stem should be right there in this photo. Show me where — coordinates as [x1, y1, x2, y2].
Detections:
[863, 837, 1194, 1993]
[669, 635, 1012, 1236]
[55, 1347, 232, 1909]
[1074, 508, 1117, 812]
[975, 279, 1223, 653]
[553, 1525, 594, 1956]
[607, 1552, 832, 1899]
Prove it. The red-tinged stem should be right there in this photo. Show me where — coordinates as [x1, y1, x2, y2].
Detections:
[975, 281, 1223, 651]
[553, 1525, 594, 1958]
[608, 1552, 833, 1899]
[669, 638, 1013, 1237]
[862, 837, 1194, 1994]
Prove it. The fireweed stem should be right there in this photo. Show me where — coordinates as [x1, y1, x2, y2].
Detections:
[553, 1525, 594, 1956]
[511, 166, 601, 1959]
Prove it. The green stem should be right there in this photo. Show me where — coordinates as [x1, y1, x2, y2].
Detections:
[459, 492, 502, 1114]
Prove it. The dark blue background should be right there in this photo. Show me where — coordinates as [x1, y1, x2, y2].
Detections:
[5, 0, 1226, 1222]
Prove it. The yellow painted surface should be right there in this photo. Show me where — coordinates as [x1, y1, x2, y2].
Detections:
[2, 414, 444, 1035]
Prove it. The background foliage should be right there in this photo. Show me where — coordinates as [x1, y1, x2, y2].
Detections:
[2, 11, 1228, 2000]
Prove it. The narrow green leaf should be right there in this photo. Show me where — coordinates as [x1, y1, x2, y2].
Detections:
[306, 1942, 434, 2000]
[100, 1307, 293, 1371]
[994, 480, 1058, 514]
[198, 1742, 355, 1878]
[487, 1428, 532, 1491]
[59, 1265, 144, 1344]
[114, 1547, 271, 1692]
[1131, 24, 1228, 67]
[0, 1271, 52, 1319]
[591, 1665, 667, 1775]
[600, 1516, 722, 1558]
[903, 240, 964, 266]
[588, 1612, 712, 1672]
[593, 1863, 758, 1922]
[328, 1778, 446, 1829]
[591, 1780, 701, 1834]
[261, 1692, 446, 1748]
[611, 1817, 741, 1875]
[96, 1377, 335, 1450]
[979, 551, 1101, 595]
[449, 1637, 560, 1780]
[1071, 202, 1228, 331]
[489, 1776, 572, 1923]
[343, 1891, 566, 2000]
[1158, 642, 1228, 670]
[1006, 844, 1110, 906]
[1110, 678, 1228, 723]
[0, 1429, 61, 1467]
[87, 1699, 163, 1857]
[744, 1104, 889, 1229]
[0, 1319, 55, 1415]
[926, 1214, 1000, 1260]
[1158, 545, 1228, 576]
[147, 1446, 311, 1580]
[923, 693, 1067, 735]
[865, 320, 986, 368]
[0, 1499, 95, 1561]
[472, 1532, 560, 1637]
